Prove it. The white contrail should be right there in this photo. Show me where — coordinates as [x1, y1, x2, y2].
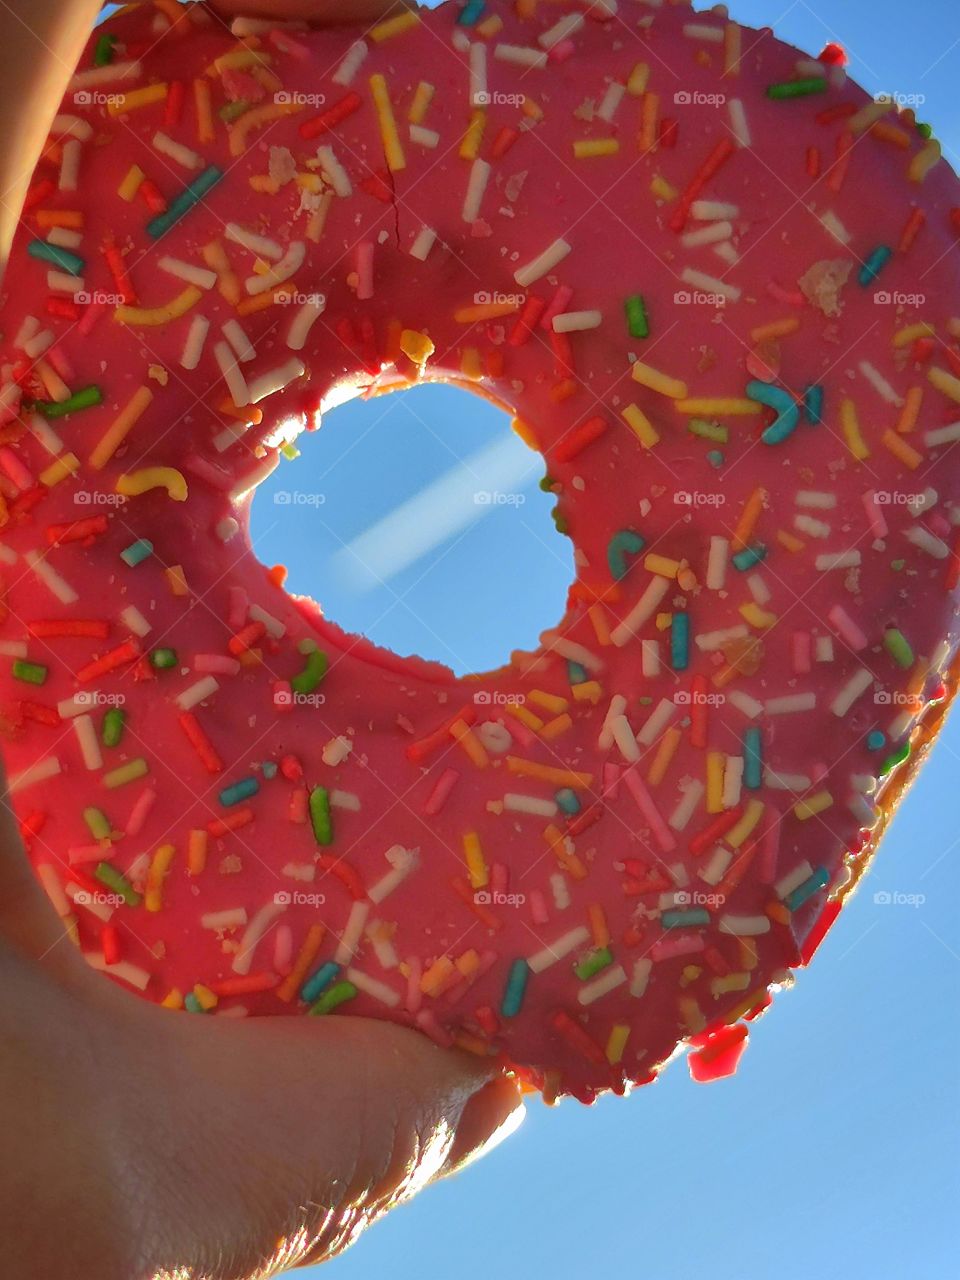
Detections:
[333, 433, 540, 588]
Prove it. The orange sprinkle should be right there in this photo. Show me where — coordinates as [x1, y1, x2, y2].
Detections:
[732, 487, 766, 551]
[882, 429, 922, 470]
[236, 281, 297, 314]
[277, 923, 326, 1002]
[35, 210, 84, 229]
[541, 713, 573, 740]
[897, 386, 923, 433]
[647, 725, 682, 786]
[870, 121, 911, 149]
[639, 92, 660, 153]
[749, 317, 800, 343]
[506, 757, 593, 789]
[202, 240, 241, 305]
[587, 602, 612, 646]
[187, 828, 207, 875]
[450, 718, 488, 768]
[194, 78, 215, 143]
[588, 903, 610, 949]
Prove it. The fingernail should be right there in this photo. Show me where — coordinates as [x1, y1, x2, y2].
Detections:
[442, 1076, 525, 1176]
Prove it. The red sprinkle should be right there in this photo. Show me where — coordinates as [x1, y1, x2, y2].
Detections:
[298, 91, 362, 140]
[207, 807, 254, 837]
[898, 207, 927, 254]
[688, 806, 744, 857]
[209, 973, 279, 996]
[490, 125, 519, 159]
[101, 924, 122, 966]
[75, 639, 140, 684]
[164, 79, 185, 128]
[669, 137, 736, 233]
[553, 415, 607, 464]
[508, 295, 547, 346]
[27, 618, 109, 639]
[178, 711, 223, 774]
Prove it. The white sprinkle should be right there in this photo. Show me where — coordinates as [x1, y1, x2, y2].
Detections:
[727, 689, 763, 719]
[463, 158, 491, 223]
[84, 953, 149, 989]
[504, 793, 558, 817]
[794, 514, 831, 538]
[695, 624, 748, 652]
[244, 241, 305, 296]
[321, 736, 352, 767]
[669, 779, 704, 831]
[330, 789, 361, 811]
[47, 227, 82, 250]
[367, 846, 419, 904]
[469, 42, 487, 106]
[222, 319, 256, 363]
[233, 900, 287, 975]
[70, 60, 142, 89]
[637, 697, 677, 747]
[776, 861, 813, 900]
[152, 130, 202, 170]
[831, 667, 874, 717]
[159, 256, 217, 290]
[684, 22, 724, 41]
[796, 490, 837, 509]
[764, 769, 812, 791]
[538, 12, 583, 48]
[527, 925, 590, 973]
[409, 124, 440, 148]
[691, 200, 739, 220]
[514, 238, 571, 288]
[47, 270, 82, 295]
[50, 114, 93, 140]
[287, 295, 326, 351]
[24, 329, 54, 359]
[202, 908, 248, 931]
[247, 357, 305, 404]
[225, 223, 284, 260]
[552, 309, 603, 333]
[59, 138, 82, 192]
[908, 488, 938, 518]
[859, 360, 903, 406]
[550, 873, 571, 910]
[8, 755, 61, 793]
[728, 97, 751, 148]
[766, 692, 817, 715]
[213, 340, 249, 407]
[180, 315, 209, 371]
[640, 639, 660, 677]
[541, 629, 602, 672]
[578, 964, 628, 1006]
[700, 845, 733, 886]
[73, 713, 102, 770]
[610, 575, 670, 646]
[332, 39, 368, 86]
[346, 967, 401, 1007]
[334, 901, 370, 965]
[248, 603, 286, 638]
[316, 144, 352, 196]
[598, 693, 627, 750]
[629, 958, 652, 998]
[597, 80, 626, 123]
[408, 225, 437, 261]
[904, 526, 949, 559]
[680, 267, 741, 302]
[816, 636, 835, 662]
[706, 535, 729, 590]
[175, 676, 219, 711]
[820, 209, 852, 245]
[719, 914, 771, 936]
[747, 573, 770, 605]
[924, 421, 960, 447]
[0, 641, 26, 658]
[682, 220, 733, 249]
[120, 605, 151, 636]
[23, 548, 77, 603]
[610, 713, 640, 763]
[816, 551, 862, 571]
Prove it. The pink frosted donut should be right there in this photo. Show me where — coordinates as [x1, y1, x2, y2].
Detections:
[2, 0, 960, 1102]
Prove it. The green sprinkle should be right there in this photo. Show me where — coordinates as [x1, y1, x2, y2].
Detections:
[574, 946, 612, 980]
[308, 979, 358, 1015]
[102, 707, 126, 747]
[120, 538, 153, 567]
[93, 33, 116, 66]
[83, 807, 112, 840]
[689, 417, 727, 444]
[34, 385, 103, 418]
[784, 866, 829, 912]
[766, 77, 827, 100]
[219, 100, 252, 122]
[150, 647, 178, 670]
[917, 121, 933, 139]
[883, 627, 914, 669]
[309, 785, 333, 845]
[102, 758, 149, 789]
[291, 647, 328, 695]
[95, 861, 141, 906]
[859, 245, 893, 287]
[28, 239, 85, 276]
[607, 529, 645, 580]
[500, 958, 529, 1018]
[624, 294, 649, 340]
[551, 507, 568, 535]
[538, 474, 556, 492]
[567, 660, 587, 685]
[662, 908, 710, 929]
[12, 659, 47, 685]
[280, 442, 299, 461]
[879, 743, 911, 777]
[146, 165, 223, 240]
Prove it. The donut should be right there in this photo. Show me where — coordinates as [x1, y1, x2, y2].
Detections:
[2, 0, 960, 1104]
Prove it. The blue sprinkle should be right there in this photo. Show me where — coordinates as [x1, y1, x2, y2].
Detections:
[803, 384, 824, 424]
[120, 538, 153, 567]
[744, 727, 763, 789]
[27, 239, 85, 276]
[300, 960, 340, 1004]
[785, 866, 830, 912]
[607, 529, 645, 580]
[859, 245, 893, 287]
[501, 959, 529, 1018]
[146, 165, 223, 239]
[866, 730, 886, 752]
[567, 660, 588, 685]
[184, 993, 205, 1013]
[555, 787, 580, 815]
[747, 379, 801, 445]
[219, 776, 260, 807]
[661, 909, 711, 929]
[707, 449, 725, 468]
[457, 0, 486, 24]
[732, 543, 767, 571]
[261, 761, 278, 779]
[671, 612, 690, 671]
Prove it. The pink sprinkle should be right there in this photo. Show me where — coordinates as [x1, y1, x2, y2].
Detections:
[228, 586, 248, 630]
[184, 453, 231, 490]
[548, 38, 575, 62]
[269, 28, 310, 59]
[766, 280, 806, 307]
[68, 844, 108, 865]
[863, 490, 888, 538]
[491, 862, 509, 894]
[622, 768, 676, 853]
[77, 301, 104, 336]
[423, 766, 458, 815]
[759, 807, 781, 883]
[405, 956, 423, 1014]
[792, 631, 812, 675]
[602, 762, 621, 798]
[273, 924, 293, 975]
[126, 786, 157, 837]
[0, 446, 33, 491]
[540, 284, 574, 331]
[828, 604, 868, 651]
[45, 345, 75, 381]
[355, 241, 374, 300]
[194, 653, 241, 675]
[650, 933, 705, 962]
[288, 787, 308, 824]
[930, 512, 952, 539]
[498, 713, 535, 749]
[530, 888, 549, 925]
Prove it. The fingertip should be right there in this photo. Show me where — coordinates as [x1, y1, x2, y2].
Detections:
[440, 1075, 526, 1177]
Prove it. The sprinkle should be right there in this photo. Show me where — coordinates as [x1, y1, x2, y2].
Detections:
[514, 238, 571, 288]
[369, 73, 405, 171]
[175, 676, 218, 712]
[119, 538, 153, 568]
[631, 359, 687, 399]
[233, 900, 287, 976]
[785, 866, 830, 908]
[610, 576, 671, 647]
[95, 861, 140, 906]
[621, 403, 659, 448]
[117, 466, 187, 502]
[34, 384, 102, 417]
[767, 77, 827, 99]
[146, 166, 222, 239]
[859, 245, 893, 286]
[103, 758, 149, 789]
[500, 959, 530, 1017]
[462, 158, 491, 223]
[607, 530, 645, 580]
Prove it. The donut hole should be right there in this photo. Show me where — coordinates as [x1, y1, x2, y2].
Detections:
[249, 382, 575, 677]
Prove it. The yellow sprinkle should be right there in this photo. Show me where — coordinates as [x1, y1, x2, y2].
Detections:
[450, 718, 488, 768]
[892, 322, 935, 348]
[117, 466, 188, 502]
[649, 175, 677, 202]
[115, 287, 202, 327]
[187, 828, 207, 875]
[421, 955, 455, 996]
[165, 564, 189, 597]
[193, 983, 218, 1011]
[107, 82, 167, 116]
[627, 62, 650, 95]
[573, 138, 619, 159]
[750, 317, 800, 343]
[460, 346, 483, 380]
[711, 973, 751, 997]
[676, 398, 761, 416]
[211, 48, 272, 75]
[476, 15, 503, 38]
[740, 602, 777, 630]
[506, 756, 593, 789]
[644, 553, 681, 578]
[605, 1023, 630, 1065]
[679, 996, 705, 1034]
[369, 73, 406, 172]
[647, 725, 682, 787]
[528, 689, 568, 715]
[777, 529, 804, 553]
[455, 300, 521, 323]
[103, 758, 149, 789]
[794, 791, 833, 820]
[228, 101, 302, 157]
[726, 799, 765, 848]
[460, 109, 486, 160]
[118, 164, 145, 201]
[505, 701, 545, 733]
[455, 949, 480, 979]
[706, 751, 725, 814]
[632, 360, 687, 400]
[571, 680, 603, 704]
[897, 386, 923, 434]
[145, 842, 176, 913]
[655, 612, 672, 632]
[462, 831, 488, 890]
[840, 397, 870, 460]
[541, 713, 573, 741]
[89, 385, 153, 471]
[847, 100, 894, 134]
[370, 9, 420, 41]
[882, 429, 922, 470]
[399, 328, 434, 369]
[38, 452, 79, 487]
[908, 139, 941, 183]
[621, 402, 659, 447]
[928, 365, 960, 404]
[408, 79, 435, 124]
[161, 989, 184, 1010]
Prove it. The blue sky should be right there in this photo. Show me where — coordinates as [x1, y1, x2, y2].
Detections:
[248, 2, 960, 1275]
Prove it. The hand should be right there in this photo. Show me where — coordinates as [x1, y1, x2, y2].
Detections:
[0, 2, 523, 1275]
